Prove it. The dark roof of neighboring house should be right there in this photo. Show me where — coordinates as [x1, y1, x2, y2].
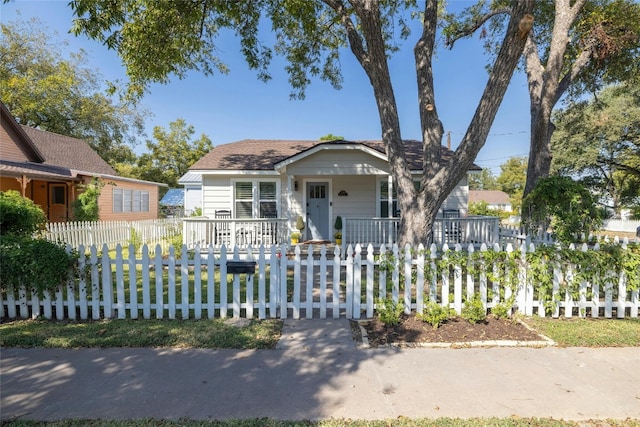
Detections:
[189, 139, 481, 171]
[469, 190, 511, 205]
[20, 126, 117, 176]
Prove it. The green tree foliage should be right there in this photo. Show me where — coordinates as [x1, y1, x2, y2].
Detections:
[445, 1, 640, 198]
[469, 168, 498, 191]
[70, 0, 534, 246]
[134, 119, 213, 189]
[551, 82, 640, 213]
[521, 176, 602, 243]
[72, 178, 105, 221]
[0, 190, 46, 238]
[0, 17, 145, 167]
[319, 133, 344, 141]
[468, 201, 509, 220]
[496, 157, 527, 212]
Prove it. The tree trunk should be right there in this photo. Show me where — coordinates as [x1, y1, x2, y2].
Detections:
[524, 104, 554, 196]
[334, 0, 533, 247]
[522, 0, 588, 199]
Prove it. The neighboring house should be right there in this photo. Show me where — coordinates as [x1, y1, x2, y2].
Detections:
[159, 188, 184, 217]
[0, 102, 166, 222]
[188, 139, 480, 241]
[178, 171, 202, 216]
[468, 190, 512, 212]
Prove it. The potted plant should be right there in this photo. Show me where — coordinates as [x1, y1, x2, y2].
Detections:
[291, 215, 305, 244]
[334, 216, 342, 245]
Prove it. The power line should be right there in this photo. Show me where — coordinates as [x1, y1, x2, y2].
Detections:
[448, 130, 528, 137]
[475, 152, 529, 162]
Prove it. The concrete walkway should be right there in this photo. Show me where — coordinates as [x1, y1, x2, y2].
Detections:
[1, 319, 639, 422]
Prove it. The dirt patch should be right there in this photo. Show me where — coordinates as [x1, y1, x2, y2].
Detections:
[356, 314, 548, 348]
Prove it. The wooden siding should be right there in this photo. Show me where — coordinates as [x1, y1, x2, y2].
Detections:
[441, 175, 468, 215]
[202, 175, 233, 216]
[98, 178, 160, 221]
[0, 122, 32, 162]
[286, 149, 389, 176]
[332, 175, 377, 220]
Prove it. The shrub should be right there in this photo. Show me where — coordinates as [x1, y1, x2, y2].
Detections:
[418, 299, 454, 329]
[0, 236, 77, 297]
[491, 297, 515, 320]
[0, 190, 46, 237]
[461, 293, 486, 324]
[72, 178, 104, 221]
[375, 297, 404, 326]
[522, 176, 602, 243]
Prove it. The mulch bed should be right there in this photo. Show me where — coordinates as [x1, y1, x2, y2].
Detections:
[357, 314, 546, 347]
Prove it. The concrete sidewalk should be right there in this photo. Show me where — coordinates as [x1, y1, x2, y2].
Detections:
[1, 319, 639, 422]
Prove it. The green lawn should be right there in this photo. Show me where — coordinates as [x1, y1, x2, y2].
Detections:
[524, 317, 640, 347]
[0, 318, 282, 349]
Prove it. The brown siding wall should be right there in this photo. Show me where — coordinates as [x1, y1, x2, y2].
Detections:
[98, 178, 160, 221]
[0, 122, 32, 162]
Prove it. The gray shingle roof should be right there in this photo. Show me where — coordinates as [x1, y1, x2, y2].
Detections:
[189, 139, 479, 171]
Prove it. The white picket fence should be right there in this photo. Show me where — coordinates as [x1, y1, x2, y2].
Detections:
[499, 225, 555, 245]
[44, 219, 182, 252]
[603, 219, 640, 233]
[2, 239, 638, 321]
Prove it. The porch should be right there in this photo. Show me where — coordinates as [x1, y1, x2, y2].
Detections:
[182, 216, 501, 249]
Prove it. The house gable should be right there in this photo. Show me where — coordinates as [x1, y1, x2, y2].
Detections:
[0, 102, 44, 163]
[281, 145, 390, 176]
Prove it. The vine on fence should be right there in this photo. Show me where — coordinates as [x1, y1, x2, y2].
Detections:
[375, 240, 638, 317]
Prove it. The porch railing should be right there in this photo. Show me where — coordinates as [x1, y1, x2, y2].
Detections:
[343, 216, 501, 247]
[183, 217, 288, 249]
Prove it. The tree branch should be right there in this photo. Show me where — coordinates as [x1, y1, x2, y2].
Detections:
[414, 0, 443, 181]
[523, 36, 544, 107]
[445, 1, 535, 188]
[445, 7, 511, 49]
[322, 0, 369, 68]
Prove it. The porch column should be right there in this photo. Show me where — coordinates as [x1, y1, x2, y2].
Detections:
[287, 175, 294, 233]
[387, 175, 393, 218]
[67, 182, 75, 220]
[15, 175, 30, 197]
[387, 175, 394, 246]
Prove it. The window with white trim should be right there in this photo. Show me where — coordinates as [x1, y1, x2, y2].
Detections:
[233, 180, 279, 218]
[113, 189, 150, 213]
[378, 179, 420, 217]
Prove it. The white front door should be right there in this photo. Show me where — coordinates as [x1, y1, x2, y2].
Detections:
[306, 182, 329, 240]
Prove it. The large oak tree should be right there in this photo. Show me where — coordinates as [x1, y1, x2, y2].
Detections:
[70, 0, 533, 245]
[446, 0, 640, 200]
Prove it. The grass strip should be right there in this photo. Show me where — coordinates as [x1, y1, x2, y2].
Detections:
[524, 317, 640, 347]
[0, 318, 282, 349]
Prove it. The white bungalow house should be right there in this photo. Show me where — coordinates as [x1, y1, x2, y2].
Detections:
[183, 139, 499, 248]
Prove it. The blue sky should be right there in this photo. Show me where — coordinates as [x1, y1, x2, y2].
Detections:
[2, 0, 532, 174]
